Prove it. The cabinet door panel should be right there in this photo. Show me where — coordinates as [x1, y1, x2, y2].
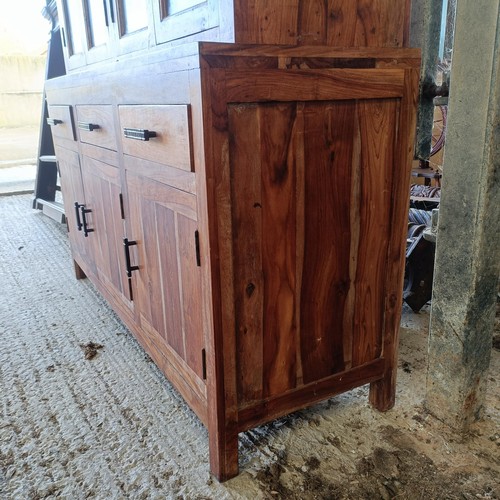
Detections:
[126, 171, 205, 386]
[81, 156, 131, 305]
[54, 145, 96, 275]
[228, 98, 399, 405]
[153, 0, 219, 45]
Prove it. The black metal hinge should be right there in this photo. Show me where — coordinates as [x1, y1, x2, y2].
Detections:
[119, 193, 125, 219]
[195, 230, 201, 267]
[202, 348, 207, 380]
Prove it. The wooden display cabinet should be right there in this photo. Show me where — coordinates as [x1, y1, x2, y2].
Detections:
[46, 0, 419, 481]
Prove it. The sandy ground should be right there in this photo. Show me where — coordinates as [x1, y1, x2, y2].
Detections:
[0, 194, 498, 499]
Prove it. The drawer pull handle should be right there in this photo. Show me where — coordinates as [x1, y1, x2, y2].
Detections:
[47, 118, 63, 126]
[74, 202, 83, 231]
[123, 128, 157, 141]
[123, 238, 139, 277]
[80, 206, 94, 237]
[78, 121, 100, 132]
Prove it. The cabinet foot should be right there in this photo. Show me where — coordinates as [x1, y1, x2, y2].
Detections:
[209, 431, 239, 482]
[369, 370, 396, 412]
[73, 260, 86, 280]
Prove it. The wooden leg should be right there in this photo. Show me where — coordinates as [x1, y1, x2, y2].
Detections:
[369, 368, 396, 411]
[73, 259, 87, 280]
[209, 427, 239, 482]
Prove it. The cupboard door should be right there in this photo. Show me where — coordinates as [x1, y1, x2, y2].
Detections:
[113, 0, 152, 54]
[126, 171, 206, 397]
[153, 0, 219, 45]
[59, 0, 87, 69]
[54, 146, 96, 276]
[80, 156, 132, 306]
[82, 0, 114, 64]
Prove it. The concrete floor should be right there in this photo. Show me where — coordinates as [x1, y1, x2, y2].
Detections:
[0, 194, 498, 499]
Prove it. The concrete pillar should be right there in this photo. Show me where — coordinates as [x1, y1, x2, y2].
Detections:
[426, 0, 500, 430]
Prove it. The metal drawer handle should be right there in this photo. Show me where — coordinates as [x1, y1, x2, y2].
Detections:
[80, 206, 94, 237]
[123, 128, 157, 141]
[47, 118, 63, 126]
[123, 238, 139, 277]
[74, 202, 83, 231]
[78, 121, 100, 132]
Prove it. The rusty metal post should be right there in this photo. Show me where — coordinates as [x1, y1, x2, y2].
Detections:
[414, 0, 445, 161]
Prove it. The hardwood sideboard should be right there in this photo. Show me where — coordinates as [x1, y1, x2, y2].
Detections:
[46, 0, 419, 481]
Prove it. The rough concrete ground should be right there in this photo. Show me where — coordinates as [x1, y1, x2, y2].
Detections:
[0, 194, 498, 499]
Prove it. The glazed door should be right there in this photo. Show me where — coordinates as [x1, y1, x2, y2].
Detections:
[125, 171, 206, 405]
[80, 155, 132, 306]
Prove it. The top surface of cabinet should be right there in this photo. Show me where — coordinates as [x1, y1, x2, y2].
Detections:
[58, 0, 411, 71]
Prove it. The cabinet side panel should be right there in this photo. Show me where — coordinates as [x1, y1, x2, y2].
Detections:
[299, 101, 355, 383]
[229, 104, 265, 404]
[351, 98, 399, 367]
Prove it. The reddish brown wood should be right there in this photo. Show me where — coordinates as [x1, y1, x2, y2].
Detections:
[47, 40, 420, 482]
[238, 358, 386, 432]
[369, 68, 420, 411]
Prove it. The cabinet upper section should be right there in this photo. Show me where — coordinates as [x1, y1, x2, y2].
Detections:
[58, 0, 411, 71]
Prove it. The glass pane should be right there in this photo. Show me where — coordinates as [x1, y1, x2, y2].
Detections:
[86, 0, 108, 47]
[65, 0, 85, 54]
[120, 0, 148, 34]
[167, 0, 203, 16]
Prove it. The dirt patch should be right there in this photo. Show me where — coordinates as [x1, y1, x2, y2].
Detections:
[79, 342, 104, 360]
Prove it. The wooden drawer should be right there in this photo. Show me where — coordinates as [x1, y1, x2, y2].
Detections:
[76, 105, 117, 151]
[118, 105, 193, 172]
[47, 105, 76, 141]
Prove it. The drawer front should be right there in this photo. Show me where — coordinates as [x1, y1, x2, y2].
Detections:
[47, 105, 76, 141]
[76, 105, 117, 150]
[119, 105, 193, 172]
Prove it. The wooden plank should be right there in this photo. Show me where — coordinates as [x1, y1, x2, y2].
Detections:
[199, 42, 421, 61]
[203, 68, 240, 481]
[225, 69, 405, 102]
[369, 68, 420, 411]
[119, 105, 194, 172]
[156, 203, 185, 358]
[299, 101, 355, 383]
[233, 0, 300, 45]
[177, 214, 205, 380]
[238, 358, 386, 431]
[228, 104, 264, 406]
[123, 155, 197, 195]
[297, 0, 328, 45]
[76, 105, 117, 150]
[351, 99, 398, 367]
[138, 314, 208, 426]
[259, 102, 298, 398]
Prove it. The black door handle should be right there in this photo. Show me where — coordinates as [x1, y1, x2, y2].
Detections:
[123, 238, 139, 277]
[80, 206, 94, 237]
[74, 202, 83, 231]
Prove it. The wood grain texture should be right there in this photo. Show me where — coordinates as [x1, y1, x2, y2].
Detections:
[203, 68, 240, 481]
[299, 101, 355, 383]
[224, 68, 405, 102]
[125, 171, 206, 396]
[76, 105, 117, 150]
[369, 69, 420, 411]
[80, 155, 130, 304]
[119, 105, 194, 172]
[53, 145, 95, 277]
[233, 0, 411, 47]
[351, 99, 398, 367]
